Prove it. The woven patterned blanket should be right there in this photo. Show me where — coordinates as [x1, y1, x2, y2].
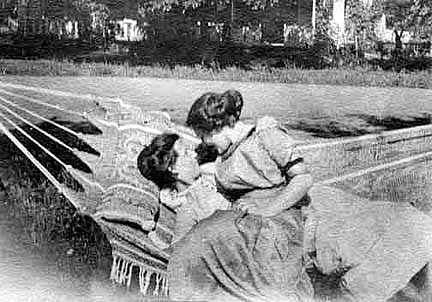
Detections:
[53, 98, 200, 296]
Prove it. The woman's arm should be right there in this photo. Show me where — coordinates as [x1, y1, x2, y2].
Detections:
[235, 125, 313, 217]
[235, 162, 313, 217]
[271, 164, 313, 213]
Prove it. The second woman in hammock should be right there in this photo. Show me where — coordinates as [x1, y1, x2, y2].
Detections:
[137, 134, 231, 244]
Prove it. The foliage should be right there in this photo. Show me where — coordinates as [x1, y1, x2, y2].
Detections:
[314, 1, 336, 41]
[345, 0, 382, 50]
[383, 0, 432, 50]
[410, 0, 432, 35]
[306, 0, 341, 65]
[383, 0, 412, 29]
[341, 0, 432, 56]
[136, 0, 278, 13]
[72, 0, 110, 37]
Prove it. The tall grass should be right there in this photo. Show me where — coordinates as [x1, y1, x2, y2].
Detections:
[1, 58, 432, 89]
[0, 146, 112, 276]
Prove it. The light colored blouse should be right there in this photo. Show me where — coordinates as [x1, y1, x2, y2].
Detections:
[159, 166, 231, 244]
[215, 117, 297, 198]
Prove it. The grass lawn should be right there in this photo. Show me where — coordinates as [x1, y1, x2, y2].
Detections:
[1, 58, 432, 89]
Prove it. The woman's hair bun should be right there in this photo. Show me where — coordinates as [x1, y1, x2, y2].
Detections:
[186, 90, 243, 135]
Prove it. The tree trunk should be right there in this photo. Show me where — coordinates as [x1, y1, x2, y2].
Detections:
[312, 0, 316, 37]
[394, 29, 403, 56]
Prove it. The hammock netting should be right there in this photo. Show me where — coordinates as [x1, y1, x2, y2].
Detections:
[0, 81, 431, 297]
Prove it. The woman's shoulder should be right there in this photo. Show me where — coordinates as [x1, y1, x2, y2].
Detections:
[255, 116, 279, 131]
[254, 116, 295, 147]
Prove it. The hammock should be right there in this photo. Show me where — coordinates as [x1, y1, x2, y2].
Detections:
[0, 81, 431, 297]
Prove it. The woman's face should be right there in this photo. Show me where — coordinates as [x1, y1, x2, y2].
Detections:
[201, 126, 233, 155]
[170, 140, 200, 189]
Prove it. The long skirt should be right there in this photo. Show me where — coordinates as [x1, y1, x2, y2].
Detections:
[306, 185, 432, 302]
[167, 208, 313, 302]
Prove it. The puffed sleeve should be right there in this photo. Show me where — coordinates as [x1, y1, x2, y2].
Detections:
[259, 126, 298, 169]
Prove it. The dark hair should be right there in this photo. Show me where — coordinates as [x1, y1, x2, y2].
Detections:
[186, 90, 243, 136]
[137, 133, 179, 189]
[195, 142, 219, 165]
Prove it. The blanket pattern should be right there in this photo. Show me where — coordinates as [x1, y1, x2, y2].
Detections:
[60, 99, 198, 296]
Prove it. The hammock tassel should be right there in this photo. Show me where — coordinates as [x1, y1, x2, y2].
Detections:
[115, 257, 123, 283]
[139, 266, 152, 296]
[119, 258, 127, 284]
[153, 272, 163, 296]
[110, 255, 118, 281]
[162, 275, 169, 296]
[110, 256, 124, 284]
[126, 261, 133, 289]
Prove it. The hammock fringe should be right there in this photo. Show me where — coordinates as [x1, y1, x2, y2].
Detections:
[110, 253, 169, 297]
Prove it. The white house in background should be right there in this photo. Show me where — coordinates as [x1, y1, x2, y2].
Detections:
[114, 18, 144, 41]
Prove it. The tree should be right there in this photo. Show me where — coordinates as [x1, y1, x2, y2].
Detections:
[410, 0, 432, 34]
[383, 0, 412, 52]
[135, 0, 283, 42]
[383, 0, 432, 53]
[71, 0, 110, 42]
[345, 0, 383, 53]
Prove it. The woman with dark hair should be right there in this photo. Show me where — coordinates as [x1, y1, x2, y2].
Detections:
[186, 89, 244, 138]
[168, 90, 314, 302]
[137, 132, 230, 244]
[137, 133, 183, 190]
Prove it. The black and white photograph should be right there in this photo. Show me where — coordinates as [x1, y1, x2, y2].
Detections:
[0, 0, 431, 301]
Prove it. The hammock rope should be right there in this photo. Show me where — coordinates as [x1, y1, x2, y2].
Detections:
[0, 81, 129, 122]
[319, 150, 432, 185]
[0, 81, 159, 128]
[0, 120, 79, 208]
[0, 87, 85, 118]
[0, 95, 85, 137]
[0, 110, 75, 173]
[0, 101, 81, 154]
[0, 81, 119, 103]
[296, 123, 432, 151]
[0, 111, 103, 194]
